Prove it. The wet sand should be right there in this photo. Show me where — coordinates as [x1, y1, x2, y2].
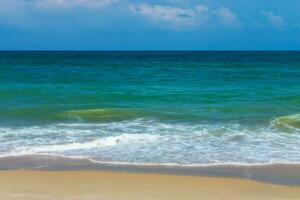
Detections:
[0, 170, 300, 200]
[2, 155, 300, 185]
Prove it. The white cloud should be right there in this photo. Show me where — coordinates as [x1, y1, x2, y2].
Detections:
[34, 0, 118, 9]
[195, 5, 208, 13]
[262, 11, 285, 27]
[129, 4, 208, 26]
[214, 7, 242, 28]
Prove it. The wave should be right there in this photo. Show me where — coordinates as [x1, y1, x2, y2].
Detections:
[56, 108, 205, 123]
[57, 108, 148, 122]
[272, 114, 300, 129]
[1, 107, 208, 124]
[23, 134, 159, 153]
[1, 118, 300, 166]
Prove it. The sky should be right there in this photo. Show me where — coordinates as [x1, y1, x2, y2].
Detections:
[0, 0, 299, 50]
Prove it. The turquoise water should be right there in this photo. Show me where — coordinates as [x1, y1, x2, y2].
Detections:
[1, 51, 300, 164]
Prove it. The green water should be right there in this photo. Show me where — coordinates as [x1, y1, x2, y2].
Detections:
[0, 51, 300, 164]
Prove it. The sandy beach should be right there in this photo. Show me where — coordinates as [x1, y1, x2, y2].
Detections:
[0, 170, 300, 200]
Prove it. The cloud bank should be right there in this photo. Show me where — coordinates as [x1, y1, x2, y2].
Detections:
[0, 0, 292, 31]
[129, 4, 209, 26]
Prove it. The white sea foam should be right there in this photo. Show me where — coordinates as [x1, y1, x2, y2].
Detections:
[0, 119, 300, 164]
[24, 134, 159, 153]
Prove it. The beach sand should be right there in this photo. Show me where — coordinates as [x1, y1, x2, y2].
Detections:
[0, 171, 300, 200]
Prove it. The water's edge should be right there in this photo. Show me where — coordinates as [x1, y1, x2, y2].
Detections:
[1, 154, 300, 186]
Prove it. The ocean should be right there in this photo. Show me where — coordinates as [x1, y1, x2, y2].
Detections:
[0, 51, 300, 167]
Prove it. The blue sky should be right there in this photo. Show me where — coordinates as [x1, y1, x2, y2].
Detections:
[0, 0, 299, 50]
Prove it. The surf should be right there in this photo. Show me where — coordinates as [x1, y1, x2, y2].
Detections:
[57, 108, 147, 122]
[273, 114, 300, 129]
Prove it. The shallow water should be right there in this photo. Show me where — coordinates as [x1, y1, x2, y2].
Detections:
[1, 51, 300, 165]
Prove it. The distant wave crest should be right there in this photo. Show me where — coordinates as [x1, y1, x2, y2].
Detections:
[58, 108, 147, 122]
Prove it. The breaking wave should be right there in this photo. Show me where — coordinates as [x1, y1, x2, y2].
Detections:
[272, 114, 300, 129]
[1, 118, 300, 164]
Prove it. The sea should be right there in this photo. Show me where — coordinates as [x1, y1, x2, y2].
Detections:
[1, 51, 300, 181]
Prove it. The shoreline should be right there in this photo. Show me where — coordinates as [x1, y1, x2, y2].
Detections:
[1, 154, 300, 186]
[1, 170, 300, 200]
